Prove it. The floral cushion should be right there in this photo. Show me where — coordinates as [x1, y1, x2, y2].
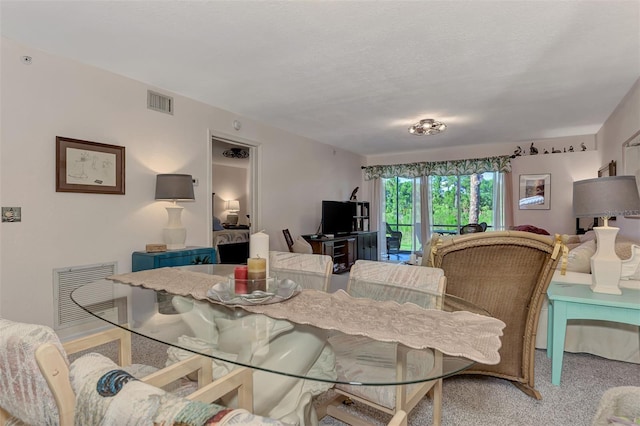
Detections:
[0, 318, 64, 425]
[70, 353, 283, 426]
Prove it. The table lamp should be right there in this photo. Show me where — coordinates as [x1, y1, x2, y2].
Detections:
[573, 176, 640, 294]
[226, 200, 240, 225]
[155, 174, 195, 249]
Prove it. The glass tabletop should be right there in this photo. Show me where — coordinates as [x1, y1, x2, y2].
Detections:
[71, 265, 491, 387]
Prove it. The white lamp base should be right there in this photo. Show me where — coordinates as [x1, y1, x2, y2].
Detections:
[164, 205, 187, 250]
[590, 226, 622, 295]
[226, 213, 239, 225]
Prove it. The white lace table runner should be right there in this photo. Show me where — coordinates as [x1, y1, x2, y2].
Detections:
[108, 268, 505, 364]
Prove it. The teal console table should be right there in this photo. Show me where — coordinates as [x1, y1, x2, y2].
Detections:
[132, 246, 216, 271]
[546, 281, 640, 385]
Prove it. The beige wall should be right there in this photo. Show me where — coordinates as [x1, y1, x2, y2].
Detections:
[364, 78, 640, 239]
[365, 134, 600, 235]
[596, 77, 640, 239]
[212, 164, 249, 226]
[0, 38, 364, 324]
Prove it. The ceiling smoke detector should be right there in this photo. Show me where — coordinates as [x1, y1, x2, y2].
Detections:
[223, 147, 249, 159]
[408, 118, 447, 136]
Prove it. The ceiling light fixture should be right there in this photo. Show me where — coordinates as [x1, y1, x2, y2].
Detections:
[408, 118, 447, 135]
[223, 147, 249, 159]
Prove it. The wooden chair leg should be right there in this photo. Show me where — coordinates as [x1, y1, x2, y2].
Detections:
[513, 382, 542, 400]
[432, 379, 442, 426]
[1, 406, 12, 425]
[389, 410, 408, 426]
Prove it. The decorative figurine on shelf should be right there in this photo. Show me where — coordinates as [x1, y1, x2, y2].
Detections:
[581, 142, 587, 151]
[511, 146, 523, 158]
[349, 187, 359, 201]
[529, 142, 538, 155]
[563, 147, 566, 152]
[552, 147, 562, 153]
[543, 149, 549, 154]
[569, 145, 574, 152]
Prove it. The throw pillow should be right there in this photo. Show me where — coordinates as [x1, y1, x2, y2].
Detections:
[511, 224, 550, 235]
[559, 239, 596, 273]
[213, 216, 224, 231]
[580, 230, 596, 243]
[615, 236, 635, 260]
[621, 244, 640, 280]
[291, 236, 313, 254]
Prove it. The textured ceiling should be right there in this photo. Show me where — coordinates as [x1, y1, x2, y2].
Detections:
[2, 1, 639, 156]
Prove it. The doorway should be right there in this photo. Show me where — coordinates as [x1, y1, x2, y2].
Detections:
[210, 134, 260, 263]
[212, 138, 251, 228]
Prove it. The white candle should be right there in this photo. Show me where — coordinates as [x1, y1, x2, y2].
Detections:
[249, 231, 270, 277]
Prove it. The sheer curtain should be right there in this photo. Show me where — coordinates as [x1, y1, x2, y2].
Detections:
[418, 176, 430, 254]
[492, 172, 514, 230]
[368, 178, 386, 258]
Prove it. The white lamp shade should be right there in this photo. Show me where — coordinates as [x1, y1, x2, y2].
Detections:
[226, 200, 240, 211]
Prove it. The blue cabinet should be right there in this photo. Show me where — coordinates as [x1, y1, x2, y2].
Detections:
[132, 246, 216, 272]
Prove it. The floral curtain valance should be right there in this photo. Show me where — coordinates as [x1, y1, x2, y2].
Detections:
[362, 155, 512, 180]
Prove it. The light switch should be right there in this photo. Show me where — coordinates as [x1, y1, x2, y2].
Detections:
[2, 207, 21, 222]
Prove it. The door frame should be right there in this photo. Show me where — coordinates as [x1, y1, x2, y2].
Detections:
[208, 129, 262, 244]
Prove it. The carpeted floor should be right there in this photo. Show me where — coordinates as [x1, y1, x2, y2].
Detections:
[86, 333, 639, 426]
[317, 349, 640, 426]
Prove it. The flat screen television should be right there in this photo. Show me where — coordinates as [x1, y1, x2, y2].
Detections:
[322, 200, 356, 236]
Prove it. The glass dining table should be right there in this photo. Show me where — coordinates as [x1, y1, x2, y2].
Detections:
[70, 264, 494, 424]
[71, 265, 489, 384]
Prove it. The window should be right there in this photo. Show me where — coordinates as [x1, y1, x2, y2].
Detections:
[383, 177, 421, 253]
[429, 173, 496, 234]
[383, 172, 498, 251]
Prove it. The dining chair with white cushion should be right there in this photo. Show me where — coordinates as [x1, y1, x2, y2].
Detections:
[324, 260, 447, 426]
[168, 252, 335, 425]
[270, 250, 333, 292]
[0, 317, 275, 426]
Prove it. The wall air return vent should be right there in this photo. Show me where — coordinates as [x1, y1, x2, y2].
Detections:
[53, 262, 119, 330]
[147, 90, 174, 115]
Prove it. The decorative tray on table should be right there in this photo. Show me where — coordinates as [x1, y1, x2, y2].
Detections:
[206, 277, 301, 306]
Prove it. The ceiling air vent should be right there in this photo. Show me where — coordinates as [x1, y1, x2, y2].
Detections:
[147, 90, 173, 115]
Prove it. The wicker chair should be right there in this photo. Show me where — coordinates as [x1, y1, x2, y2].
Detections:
[429, 231, 559, 399]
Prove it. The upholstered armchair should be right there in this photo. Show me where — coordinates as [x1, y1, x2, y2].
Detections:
[427, 230, 559, 399]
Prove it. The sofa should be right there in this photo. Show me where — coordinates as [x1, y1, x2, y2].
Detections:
[535, 231, 640, 364]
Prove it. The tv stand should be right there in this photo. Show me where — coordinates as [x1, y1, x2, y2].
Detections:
[303, 235, 356, 274]
[303, 231, 378, 274]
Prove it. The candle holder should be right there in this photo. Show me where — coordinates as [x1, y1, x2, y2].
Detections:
[208, 277, 301, 305]
[229, 276, 275, 295]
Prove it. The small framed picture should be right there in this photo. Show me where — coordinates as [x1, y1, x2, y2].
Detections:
[519, 174, 550, 210]
[56, 136, 125, 194]
[598, 160, 616, 177]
